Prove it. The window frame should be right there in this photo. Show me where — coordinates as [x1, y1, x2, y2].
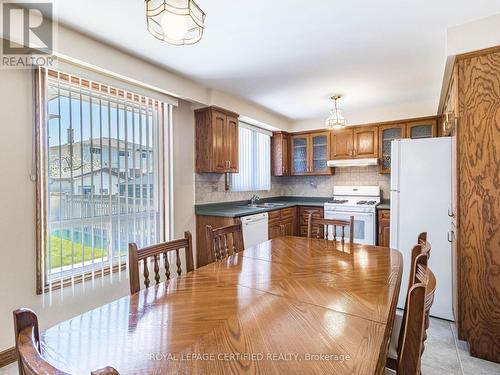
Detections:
[34, 68, 171, 294]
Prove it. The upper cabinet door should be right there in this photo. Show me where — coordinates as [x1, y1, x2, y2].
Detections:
[331, 129, 354, 159]
[378, 124, 405, 174]
[212, 110, 227, 172]
[406, 119, 437, 139]
[282, 134, 289, 175]
[226, 115, 239, 172]
[353, 126, 378, 158]
[311, 132, 331, 174]
[195, 106, 239, 173]
[271, 132, 290, 176]
[291, 135, 309, 175]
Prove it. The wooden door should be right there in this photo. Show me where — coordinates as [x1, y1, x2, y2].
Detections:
[378, 124, 405, 174]
[330, 129, 354, 159]
[353, 126, 378, 158]
[226, 115, 239, 172]
[298, 206, 324, 237]
[282, 220, 295, 236]
[271, 133, 290, 176]
[281, 207, 296, 236]
[310, 132, 332, 174]
[406, 119, 437, 139]
[269, 223, 283, 239]
[291, 135, 309, 175]
[377, 210, 390, 247]
[282, 134, 289, 175]
[212, 110, 227, 172]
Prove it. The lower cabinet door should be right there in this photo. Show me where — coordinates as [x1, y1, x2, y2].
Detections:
[269, 223, 283, 239]
[283, 221, 295, 236]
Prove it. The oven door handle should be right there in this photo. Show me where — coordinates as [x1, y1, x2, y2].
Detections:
[325, 211, 374, 217]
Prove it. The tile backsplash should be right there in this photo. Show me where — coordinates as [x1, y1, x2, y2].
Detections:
[195, 166, 391, 203]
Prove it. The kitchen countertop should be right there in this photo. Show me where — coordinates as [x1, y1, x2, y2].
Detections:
[195, 196, 330, 218]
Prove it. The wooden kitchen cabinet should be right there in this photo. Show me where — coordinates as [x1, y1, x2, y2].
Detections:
[406, 119, 437, 139]
[377, 209, 390, 247]
[268, 207, 297, 239]
[330, 126, 378, 160]
[195, 106, 239, 173]
[298, 206, 324, 237]
[291, 132, 333, 175]
[353, 126, 378, 158]
[271, 132, 290, 176]
[330, 128, 354, 159]
[378, 123, 406, 174]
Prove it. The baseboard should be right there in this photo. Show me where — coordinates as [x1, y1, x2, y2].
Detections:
[0, 347, 17, 368]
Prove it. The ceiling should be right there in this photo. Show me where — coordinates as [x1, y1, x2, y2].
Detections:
[50, 0, 500, 122]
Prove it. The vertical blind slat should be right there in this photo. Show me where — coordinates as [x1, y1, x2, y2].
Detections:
[231, 125, 271, 192]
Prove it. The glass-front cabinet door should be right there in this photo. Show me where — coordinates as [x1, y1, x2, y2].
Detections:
[291, 135, 308, 175]
[406, 119, 437, 139]
[311, 132, 330, 174]
[379, 124, 405, 174]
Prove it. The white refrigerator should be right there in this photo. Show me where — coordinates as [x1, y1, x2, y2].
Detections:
[390, 137, 454, 320]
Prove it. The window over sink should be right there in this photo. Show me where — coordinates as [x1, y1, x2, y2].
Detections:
[230, 123, 271, 192]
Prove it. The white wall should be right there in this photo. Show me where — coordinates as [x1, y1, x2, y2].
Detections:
[171, 100, 196, 260]
[446, 13, 500, 56]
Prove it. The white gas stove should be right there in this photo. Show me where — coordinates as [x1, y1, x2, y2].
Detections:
[324, 186, 381, 245]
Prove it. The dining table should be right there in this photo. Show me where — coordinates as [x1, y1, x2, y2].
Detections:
[40, 236, 403, 375]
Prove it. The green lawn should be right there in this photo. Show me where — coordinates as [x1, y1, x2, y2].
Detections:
[50, 235, 107, 269]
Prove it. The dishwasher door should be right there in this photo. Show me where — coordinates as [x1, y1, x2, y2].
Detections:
[241, 212, 269, 249]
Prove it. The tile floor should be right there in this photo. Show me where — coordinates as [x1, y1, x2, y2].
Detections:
[1, 317, 499, 374]
[421, 317, 500, 375]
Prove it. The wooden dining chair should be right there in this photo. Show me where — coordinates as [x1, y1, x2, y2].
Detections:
[128, 231, 194, 294]
[206, 221, 245, 261]
[386, 252, 437, 374]
[13, 308, 119, 375]
[307, 213, 354, 243]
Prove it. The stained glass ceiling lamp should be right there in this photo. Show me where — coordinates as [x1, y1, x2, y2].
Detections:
[145, 0, 205, 45]
[325, 95, 346, 130]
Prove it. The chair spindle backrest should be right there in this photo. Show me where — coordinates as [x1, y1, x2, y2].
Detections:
[307, 214, 354, 243]
[206, 221, 245, 261]
[128, 231, 194, 294]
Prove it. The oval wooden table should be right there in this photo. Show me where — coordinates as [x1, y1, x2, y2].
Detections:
[40, 237, 403, 375]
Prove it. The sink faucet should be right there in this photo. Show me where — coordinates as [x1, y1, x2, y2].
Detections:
[250, 194, 260, 205]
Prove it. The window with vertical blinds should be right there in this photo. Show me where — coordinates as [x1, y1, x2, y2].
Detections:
[230, 123, 271, 192]
[35, 67, 172, 293]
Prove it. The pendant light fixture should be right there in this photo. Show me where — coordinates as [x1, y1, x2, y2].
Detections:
[145, 0, 205, 46]
[325, 95, 346, 130]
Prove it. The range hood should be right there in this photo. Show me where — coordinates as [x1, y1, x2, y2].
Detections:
[327, 158, 379, 168]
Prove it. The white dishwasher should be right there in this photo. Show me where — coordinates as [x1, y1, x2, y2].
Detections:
[241, 212, 269, 249]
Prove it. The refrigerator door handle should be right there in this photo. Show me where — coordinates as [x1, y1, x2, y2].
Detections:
[447, 230, 454, 243]
[447, 207, 455, 218]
